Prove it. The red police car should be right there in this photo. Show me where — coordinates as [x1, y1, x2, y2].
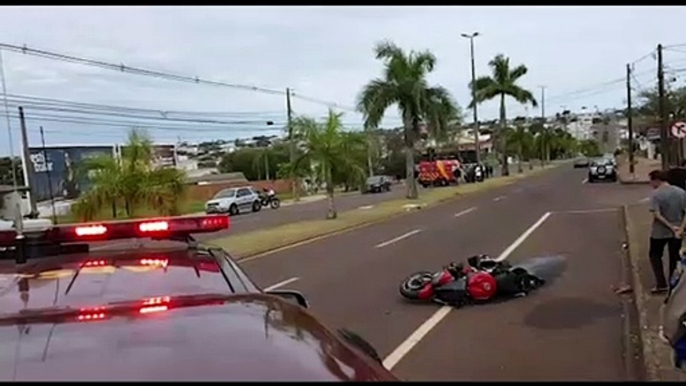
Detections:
[0, 215, 397, 381]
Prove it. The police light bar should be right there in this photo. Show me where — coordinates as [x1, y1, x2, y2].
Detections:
[0, 215, 230, 247]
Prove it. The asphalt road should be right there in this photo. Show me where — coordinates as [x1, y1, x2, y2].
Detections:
[237, 165, 651, 381]
[212, 184, 409, 236]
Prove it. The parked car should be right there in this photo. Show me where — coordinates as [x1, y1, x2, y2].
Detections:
[205, 186, 262, 215]
[573, 158, 590, 168]
[588, 158, 617, 183]
[363, 175, 392, 193]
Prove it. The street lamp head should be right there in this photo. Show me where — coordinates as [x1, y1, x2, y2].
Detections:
[461, 32, 479, 39]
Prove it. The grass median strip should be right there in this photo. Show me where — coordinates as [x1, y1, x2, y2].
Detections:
[212, 163, 562, 259]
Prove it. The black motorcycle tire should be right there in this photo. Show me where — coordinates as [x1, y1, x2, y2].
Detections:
[270, 198, 280, 209]
[399, 271, 434, 300]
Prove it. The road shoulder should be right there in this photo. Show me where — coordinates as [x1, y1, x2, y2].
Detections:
[623, 203, 686, 381]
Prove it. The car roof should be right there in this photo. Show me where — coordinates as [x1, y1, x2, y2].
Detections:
[0, 244, 396, 381]
[0, 244, 256, 314]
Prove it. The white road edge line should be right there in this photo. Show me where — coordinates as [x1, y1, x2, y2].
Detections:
[638, 197, 650, 203]
[582, 178, 588, 184]
[454, 207, 478, 218]
[493, 195, 507, 202]
[375, 230, 422, 249]
[495, 212, 552, 261]
[557, 208, 618, 214]
[382, 211, 552, 371]
[263, 277, 300, 292]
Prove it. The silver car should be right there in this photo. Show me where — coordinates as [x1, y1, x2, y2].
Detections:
[205, 186, 262, 216]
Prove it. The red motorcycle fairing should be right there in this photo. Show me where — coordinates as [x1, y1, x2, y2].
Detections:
[466, 271, 497, 301]
[418, 270, 453, 300]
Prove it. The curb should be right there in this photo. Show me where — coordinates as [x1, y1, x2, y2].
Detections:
[620, 205, 648, 381]
[234, 164, 561, 262]
[619, 178, 649, 185]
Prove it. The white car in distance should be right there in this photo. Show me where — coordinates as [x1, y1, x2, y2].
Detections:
[205, 186, 262, 216]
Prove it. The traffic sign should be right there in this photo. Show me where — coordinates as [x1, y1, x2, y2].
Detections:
[671, 121, 686, 138]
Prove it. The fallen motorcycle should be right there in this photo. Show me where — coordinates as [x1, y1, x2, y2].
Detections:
[399, 255, 566, 307]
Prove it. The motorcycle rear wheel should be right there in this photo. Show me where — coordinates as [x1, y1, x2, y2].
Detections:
[399, 271, 434, 300]
[270, 198, 281, 209]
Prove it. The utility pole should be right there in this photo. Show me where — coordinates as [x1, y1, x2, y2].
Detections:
[39, 126, 57, 224]
[286, 87, 298, 200]
[18, 107, 37, 216]
[540, 86, 549, 164]
[658, 44, 669, 171]
[0, 49, 17, 188]
[461, 32, 481, 163]
[626, 64, 635, 176]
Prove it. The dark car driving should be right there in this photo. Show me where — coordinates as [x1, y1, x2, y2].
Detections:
[587, 157, 617, 183]
[0, 216, 397, 381]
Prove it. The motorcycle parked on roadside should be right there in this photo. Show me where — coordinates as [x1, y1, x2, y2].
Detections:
[259, 190, 281, 210]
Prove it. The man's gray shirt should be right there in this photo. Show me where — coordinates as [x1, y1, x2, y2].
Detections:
[650, 184, 686, 239]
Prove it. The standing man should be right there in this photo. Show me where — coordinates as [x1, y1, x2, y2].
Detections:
[648, 170, 686, 294]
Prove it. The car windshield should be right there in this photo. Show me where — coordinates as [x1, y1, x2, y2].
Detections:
[213, 189, 237, 199]
[591, 159, 611, 166]
[367, 176, 382, 184]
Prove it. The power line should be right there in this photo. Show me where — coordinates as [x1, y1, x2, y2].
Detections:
[5, 93, 285, 117]
[0, 42, 357, 113]
[3, 102, 284, 126]
[0, 111, 287, 133]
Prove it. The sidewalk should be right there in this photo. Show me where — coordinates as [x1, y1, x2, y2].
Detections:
[624, 202, 686, 381]
[618, 155, 661, 184]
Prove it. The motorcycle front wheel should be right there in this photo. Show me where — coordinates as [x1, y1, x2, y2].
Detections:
[399, 271, 434, 300]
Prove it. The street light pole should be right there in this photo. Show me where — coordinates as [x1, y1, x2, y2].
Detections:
[461, 32, 480, 164]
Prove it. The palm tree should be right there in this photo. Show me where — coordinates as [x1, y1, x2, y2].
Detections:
[470, 54, 537, 176]
[357, 40, 460, 199]
[253, 147, 272, 181]
[291, 110, 366, 219]
[507, 125, 534, 173]
[72, 128, 187, 221]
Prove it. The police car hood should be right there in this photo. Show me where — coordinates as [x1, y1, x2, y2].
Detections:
[0, 294, 394, 381]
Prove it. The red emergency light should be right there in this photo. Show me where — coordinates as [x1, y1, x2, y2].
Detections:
[0, 215, 230, 248]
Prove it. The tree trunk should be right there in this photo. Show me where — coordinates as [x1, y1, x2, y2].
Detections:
[500, 94, 509, 176]
[125, 199, 131, 217]
[265, 155, 270, 181]
[517, 144, 523, 174]
[111, 201, 117, 219]
[325, 169, 337, 219]
[404, 120, 418, 200]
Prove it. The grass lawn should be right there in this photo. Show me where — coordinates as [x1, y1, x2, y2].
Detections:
[54, 199, 207, 224]
[211, 163, 562, 259]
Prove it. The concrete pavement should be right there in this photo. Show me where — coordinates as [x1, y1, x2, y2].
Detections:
[234, 165, 651, 381]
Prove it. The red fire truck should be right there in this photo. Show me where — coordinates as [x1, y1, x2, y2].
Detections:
[416, 149, 463, 188]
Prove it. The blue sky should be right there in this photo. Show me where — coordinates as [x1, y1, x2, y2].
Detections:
[0, 5, 685, 156]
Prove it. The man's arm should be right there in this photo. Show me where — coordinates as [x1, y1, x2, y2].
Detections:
[651, 194, 681, 234]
